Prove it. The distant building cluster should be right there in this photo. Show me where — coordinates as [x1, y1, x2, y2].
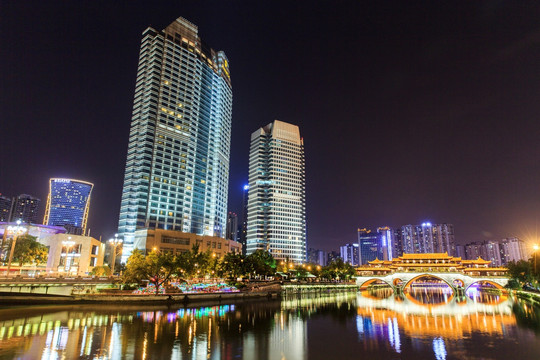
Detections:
[0, 193, 40, 224]
[309, 222, 529, 268]
[456, 237, 527, 267]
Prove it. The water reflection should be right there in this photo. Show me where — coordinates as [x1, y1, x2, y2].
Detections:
[0, 289, 539, 359]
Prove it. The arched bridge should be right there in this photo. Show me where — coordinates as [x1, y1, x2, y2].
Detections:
[356, 272, 509, 293]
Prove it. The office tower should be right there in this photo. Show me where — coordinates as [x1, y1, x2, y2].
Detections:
[238, 184, 249, 254]
[226, 212, 238, 241]
[401, 222, 455, 255]
[357, 228, 383, 265]
[464, 242, 483, 260]
[307, 248, 326, 266]
[246, 120, 306, 262]
[340, 243, 360, 266]
[0, 195, 12, 222]
[117, 17, 232, 260]
[10, 194, 40, 224]
[327, 251, 341, 264]
[392, 227, 403, 258]
[500, 237, 525, 264]
[377, 226, 393, 261]
[483, 240, 502, 267]
[455, 244, 466, 259]
[43, 178, 94, 235]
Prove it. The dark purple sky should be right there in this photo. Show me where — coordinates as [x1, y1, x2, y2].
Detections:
[1, 1, 540, 250]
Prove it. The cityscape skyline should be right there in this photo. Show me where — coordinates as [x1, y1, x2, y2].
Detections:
[2, 2, 540, 251]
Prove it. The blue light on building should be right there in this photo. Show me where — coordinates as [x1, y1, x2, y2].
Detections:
[43, 178, 94, 235]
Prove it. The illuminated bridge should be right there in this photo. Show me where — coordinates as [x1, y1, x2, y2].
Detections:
[355, 253, 509, 293]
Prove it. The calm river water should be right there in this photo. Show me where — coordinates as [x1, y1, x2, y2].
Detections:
[0, 289, 539, 359]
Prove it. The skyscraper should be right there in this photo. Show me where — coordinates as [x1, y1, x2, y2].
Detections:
[357, 228, 383, 265]
[43, 178, 94, 235]
[10, 194, 40, 224]
[246, 120, 306, 263]
[226, 212, 238, 241]
[340, 243, 360, 266]
[117, 17, 232, 260]
[401, 223, 455, 255]
[0, 195, 12, 222]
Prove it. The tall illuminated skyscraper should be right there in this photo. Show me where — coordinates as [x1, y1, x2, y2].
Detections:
[246, 120, 306, 262]
[118, 17, 232, 260]
[43, 178, 94, 235]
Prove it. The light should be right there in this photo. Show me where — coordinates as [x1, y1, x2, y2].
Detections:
[243, 184, 249, 191]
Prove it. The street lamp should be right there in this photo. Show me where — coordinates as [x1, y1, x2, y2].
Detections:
[6, 220, 28, 276]
[533, 244, 539, 276]
[62, 237, 76, 274]
[108, 234, 123, 275]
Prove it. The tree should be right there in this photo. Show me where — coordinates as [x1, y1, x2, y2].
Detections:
[507, 260, 533, 286]
[219, 252, 247, 280]
[175, 244, 211, 279]
[91, 265, 111, 277]
[323, 259, 356, 281]
[123, 249, 175, 294]
[245, 250, 276, 278]
[12, 235, 48, 267]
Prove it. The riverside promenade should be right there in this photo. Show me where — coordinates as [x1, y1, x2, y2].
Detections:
[0, 277, 358, 305]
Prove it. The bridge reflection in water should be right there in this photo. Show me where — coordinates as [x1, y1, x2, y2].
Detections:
[0, 287, 538, 360]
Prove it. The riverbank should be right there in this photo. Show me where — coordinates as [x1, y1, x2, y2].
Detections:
[0, 290, 280, 305]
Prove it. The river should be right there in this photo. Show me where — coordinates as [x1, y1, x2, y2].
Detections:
[0, 288, 539, 359]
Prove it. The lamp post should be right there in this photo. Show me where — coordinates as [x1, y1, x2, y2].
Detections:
[533, 244, 539, 276]
[62, 237, 76, 274]
[108, 234, 123, 275]
[6, 220, 28, 276]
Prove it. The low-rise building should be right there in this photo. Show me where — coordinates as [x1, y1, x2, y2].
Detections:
[133, 229, 242, 258]
[39, 234, 105, 275]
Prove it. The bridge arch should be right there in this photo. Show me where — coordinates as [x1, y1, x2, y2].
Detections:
[403, 274, 455, 291]
[358, 278, 393, 291]
[465, 280, 504, 292]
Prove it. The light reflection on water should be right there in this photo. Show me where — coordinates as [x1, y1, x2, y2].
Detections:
[0, 288, 538, 360]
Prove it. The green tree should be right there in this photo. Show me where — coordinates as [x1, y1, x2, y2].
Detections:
[175, 243, 212, 278]
[12, 235, 48, 267]
[323, 258, 356, 281]
[507, 260, 533, 286]
[123, 249, 175, 294]
[245, 250, 276, 278]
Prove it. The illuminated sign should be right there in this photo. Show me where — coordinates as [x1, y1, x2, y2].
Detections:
[54, 179, 71, 183]
[6, 226, 27, 235]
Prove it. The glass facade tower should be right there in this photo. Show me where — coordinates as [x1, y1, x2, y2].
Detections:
[246, 120, 306, 263]
[118, 17, 232, 261]
[43, 178, 94, 235]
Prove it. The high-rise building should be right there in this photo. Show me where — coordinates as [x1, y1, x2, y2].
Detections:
[340, 243, 359, 266]
[327, 251, 341, 264]
[464, 242, 483, 260]
[10, 194, 40, 224]
[483, 240, 502, 267]
[500, 237, 525, 264]
[307, 248, 326, 266]
[392, 227, 403, 258]
[377, 226, 393, 261]
[43, 178, 94, 235]
[455, 244, 466, 259]
[357, 228, 383, 265]
[246, 120, 306, 263]
[117, 17, 232, 261]
[226, 212, 238, 241]
[238, 184, 249, 254]
[0, 195, 12, 222]
[401, 223, 455, 255]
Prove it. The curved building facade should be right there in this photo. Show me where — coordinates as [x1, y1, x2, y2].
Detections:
[117, 17, 233, 261]
[43, 178, 93, 235]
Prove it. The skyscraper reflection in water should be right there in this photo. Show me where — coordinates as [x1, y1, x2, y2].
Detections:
[0, 290, 539, 359]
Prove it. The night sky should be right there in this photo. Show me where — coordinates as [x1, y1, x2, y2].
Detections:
[2, 1, 540, 250]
